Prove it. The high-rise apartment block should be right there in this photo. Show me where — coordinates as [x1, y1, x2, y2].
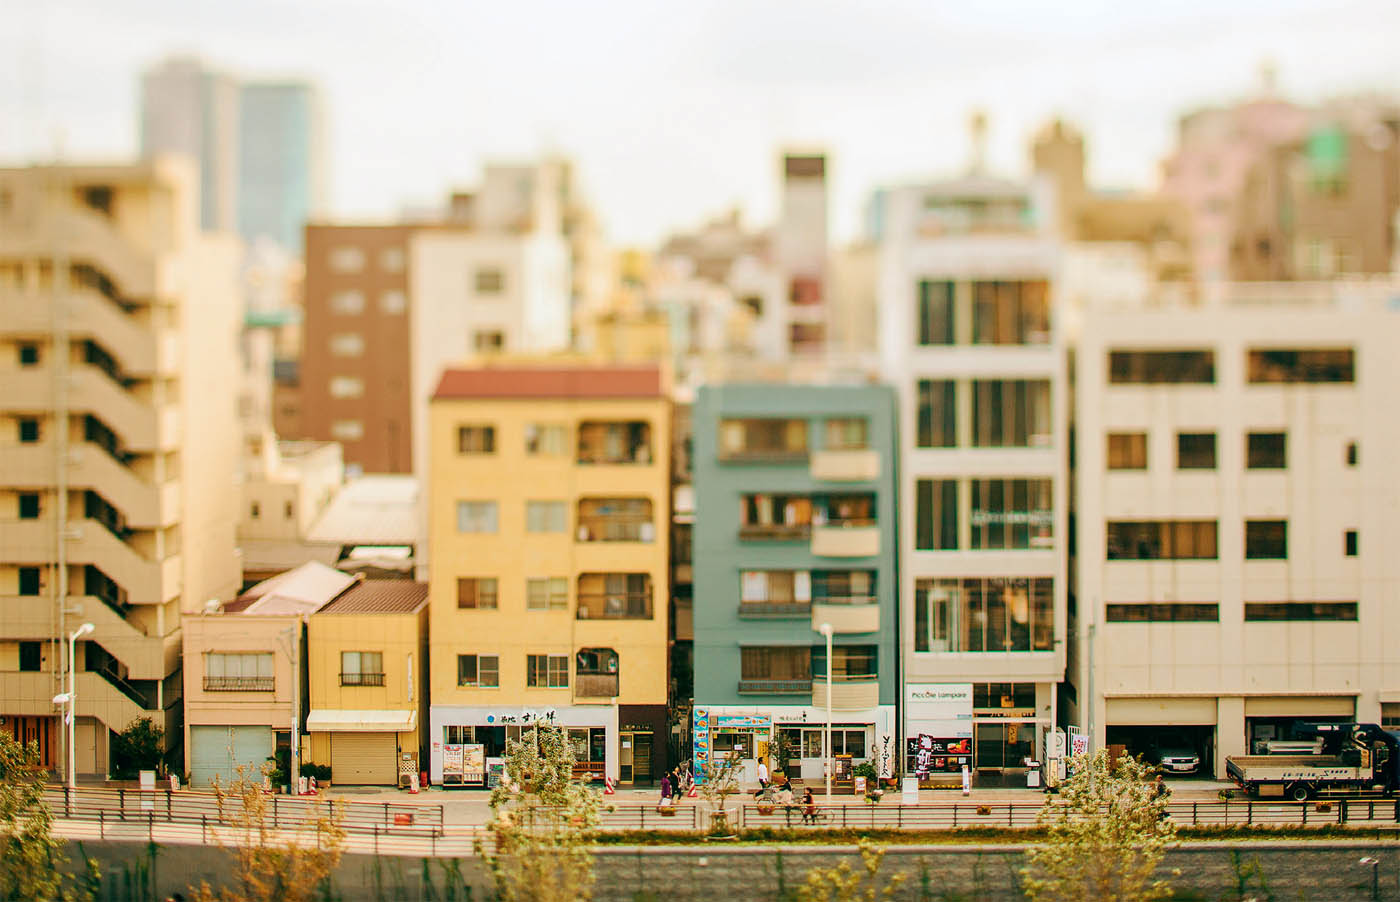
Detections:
[777, 153, 830, 356]
[0, 159, 242, 774]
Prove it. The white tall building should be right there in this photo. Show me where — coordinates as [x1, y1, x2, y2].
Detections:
[1070, 278, 1400, 777]
[877, 173, 1069, 785]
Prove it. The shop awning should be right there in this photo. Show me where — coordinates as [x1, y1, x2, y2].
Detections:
[306, 709, 417, 733]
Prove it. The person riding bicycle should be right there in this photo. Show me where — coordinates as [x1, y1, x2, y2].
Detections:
[801, 788, 817, 824]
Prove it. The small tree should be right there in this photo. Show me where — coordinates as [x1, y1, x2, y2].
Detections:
[110, 716, 165, 779]
[798, 840, 906, 902]
[0, 731, 98, 900]
[698, 751, 743, 833]
[1021, 749, 1177, 902]
[487, 723, 602, 902]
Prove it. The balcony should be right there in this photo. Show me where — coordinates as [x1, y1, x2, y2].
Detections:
[0, 207, 156, 300]
[811, 675, 880, 710]
[575, 674, 619, 699]
[738, 602, 811, 618]
[811, 601, 880, 634]
[0, 519, 181, 604]
[576, 422, 653, 466]
[340, 672, 386, 687]
[0, 286, 166, 376]
[738, 679, 812, 695]
[576, 499, 655, 543]
[738, 524, 811, 542]
[0, 440, 181, 529]
[200, 675, 274, 693]
[810, 449, 880, 482]
[576, 593, 652, 620]
[811, 524, 880, 557]
[4, 367, 179, 452]
[0, 593, 178, 680]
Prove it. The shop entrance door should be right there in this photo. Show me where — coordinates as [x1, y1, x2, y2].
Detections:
[619, 735, 634, 784]
[974, 722, 1035, 786]
[628, 732, 653, 784]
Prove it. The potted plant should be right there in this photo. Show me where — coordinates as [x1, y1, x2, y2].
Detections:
[853, 762, 884, 804]
[700, 753, 743, 839]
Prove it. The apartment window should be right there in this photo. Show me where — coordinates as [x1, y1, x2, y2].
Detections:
[578, 498, 654, 542]
[914, 577, 1054, 652]
[204, 652, 274, 691]
[328, 247, 365, 272]
[526, 654, 569, 688]
[970, 479, 1053, 550]
[1347, 442, 1358, 466]
[1244, 602, 1357, 622]
[576, 573, 652, 619]
[577, 421, 652, 464]
[473, 330, 505, 352]
[329, 333, 364, 357]
[18, 567, 40, 596]
[1176, 433, 1217, 469]
[378, 290, 406, 314]
[18, 493, 39, 519]
[456, 501, 498, 533]
[1106, 521, 1218, 560]
[457, 425, 496, 454]
[1345, 530, 1358, 557]
[341, 651, 385, 686]
[18, 419, 39, 443]
[526, 577, 568, 610]
[1383, 705, 1400, 732]
[740, 571, 810, 605]
[739, 647, 811, 681]
[379, 247, 405, 272]
[457, 577, 498, 609]
[973, 683, 1037, 709]
[971, 380, 1051, 447]
[719, 418, 807, 460]
[1247, 432, 1286, 469]
[1108, 350, 1215, 384]
[457, 654, 499, 688]
[18, 641, 41, 672]
[526, 501, 567, 533]
[329, 376, 364, 399]
[1245, 520, 1287, 560]
[1106, 603, 1219, 623]
[813, 570, 876, 604]
[823, 418, 868, 450]
[475, 268, 505, 294]
[330, 420, 364, 441]
[739, 494, 812, 539]
[790, 322, 825, 350]
[971, 280, 1050, 344]
[525, 423, 567, 456]
[80, 185, 113, 215]
[249, 502, 261, 520]
[1247, 349, 1355, 384]
[812, 644, 877, 678]
[916, 280, 955, 345]
[1107, 433, 1147, 470]
[18, 344, 38, 366]
[915, 479, 958, 550]
[789, 276, 821, 306]
[916, 380, 956, 448]
[329, 290, 365, 315]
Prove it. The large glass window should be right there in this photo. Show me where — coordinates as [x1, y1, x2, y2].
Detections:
[914, 578, 1053, 652]
[917, 280, 955, 345]
[969, 479, 1053, 550]
[971, 380, 1051, 447]
[811, 570, 876, 604]
[1106, 521, 1218, 560]
[915, 479, 958, 550]
[916, 380, 956, 448]
[1247, 349, 1354, 383]
[1245, 520, 1287, 559]
[1108, 350, 1215, 384]
[719, 419, 807, 460]
[812, 644, 877, 678]
[971, 280, 1050, 344]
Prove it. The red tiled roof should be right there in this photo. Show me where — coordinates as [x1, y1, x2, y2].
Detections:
[317, 580, 428, 615]
[432, 365, 662, 400]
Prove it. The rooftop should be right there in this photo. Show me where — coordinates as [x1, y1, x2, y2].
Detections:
[305, 475, 418, 546]
[317, 580, 428, 615]
[227, 561, 358, 615]
[432, 364, 663, 401]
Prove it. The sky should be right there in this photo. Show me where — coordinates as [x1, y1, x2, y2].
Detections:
[4, 0, 1399, 246]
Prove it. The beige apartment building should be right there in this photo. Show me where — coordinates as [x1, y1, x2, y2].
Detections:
[0, 159, 242, 775]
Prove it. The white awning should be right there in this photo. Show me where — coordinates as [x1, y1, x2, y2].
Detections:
[306, 709, 417, 733]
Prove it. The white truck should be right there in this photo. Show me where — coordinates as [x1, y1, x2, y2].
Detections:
[1226, 723, 1400, 801]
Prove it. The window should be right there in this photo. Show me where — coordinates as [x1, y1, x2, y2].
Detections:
[789, 276, 821, 306]
[739, 494, 812, 539]
[740, 571, 810, 605]
[916, 280, 955, 345]
[970, 479, 1053, 550]
[972, 280, 1050, 344]
[739, 647, 811, 681]
[914, 577, 1054, 652]
[18, 494, 39, 519]
[525, 423, 567, 456]
[204, 652, 275, 691]
[813, 493, 874, 527]
[475, 268, 505, 294]
[249, 502, 261, 520]
[329, 376, 364, 399]
[971, 380, 1051, 447]
[18, 567, 40, 596]
[18, 344, 38, 366]
[1245, 520, 1287, 559]
[18, 419, 39, 443]
[379, 247, 405, 272]
[1247, 432, 1286, 469]
[823, 418, 868, 450]
[456, 501, 498, 533]
[1384, 704, 1400, 732]
[1345, 530, 1358, 557]
[526, 654, 569, 688]
[457, 577, 498, 609]
[789, 322, 825, 350]
[1176, 433, 1216, 469]
[328, 333, 364, 357]
[1106, 603, 1219, 622]
[1108, 350, 1215, 384]
[1106, 521, 1218, 560]
[1107, 433, 1147, 470]
[578, 498, 654, 541]
[80, 185, 113, 215]
[457, 654, 499, 687]
[379, 290, 407, 314]
[812, 644, 877, 678]
[284, 501, 294, 520]
[1347, 442, 1358, 466]
[473, 330, 505, 352]
[916, 380, 956, 448]
[576, 573, 652, 618]
[1247, 349, 1354, 384]
[18, 641, 40, 672]
[915, 479, 958, 550]
[341, 651, 384, 686]
[718, 419, 807, 460]
[525, 501, 567, 533]
[1244, 602, 1357, 622]
[577, 421, 652, 464]
[330, 420, 364, 441]
[328, 247, 365, 272]
[457, 425, 496, 454]
[973, 682, 1037, 710]
[329, 290, 365, 314]
[812, 570, 876, 604]
[526, 577, 568, 610]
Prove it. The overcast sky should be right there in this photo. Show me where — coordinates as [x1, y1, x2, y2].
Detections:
[4, 0, 1399, 245]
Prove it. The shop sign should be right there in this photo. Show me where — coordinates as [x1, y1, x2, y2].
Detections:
[715, 713, 772, 729]
[443, 744, 464, 776]
[974, 709, 1037, 720]
[876, 734, 895, 779]
[462, 744, 486, 783]
[905, 683, 973, 721]
[484, 709, 558, 725]
[621, 723, 654, 732]
[692, 707, 710, 784]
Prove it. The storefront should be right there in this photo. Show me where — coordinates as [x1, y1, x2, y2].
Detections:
[904, 683, 973, 786]
[307, 710, 417, 786]
[905, 682, 1051, 787]
[618, 704, 667, 786]
[429, 704, 619, 787]
[694, 705, 896, 786]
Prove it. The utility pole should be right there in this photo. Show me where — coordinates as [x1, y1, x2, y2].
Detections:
[1086, 620, 1096, 754]
[50, 161, 72, 784]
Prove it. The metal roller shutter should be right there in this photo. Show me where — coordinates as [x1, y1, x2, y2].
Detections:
[331, 732, 396, 785]
[191, 725, 273, 787]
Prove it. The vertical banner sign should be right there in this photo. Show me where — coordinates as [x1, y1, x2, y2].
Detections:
[692, 707, 710, 785]
[878, 734, 894, 779]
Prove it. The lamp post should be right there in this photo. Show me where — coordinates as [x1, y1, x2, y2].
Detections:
[819, 622, 833, 806]
[54, 622, 94, 789]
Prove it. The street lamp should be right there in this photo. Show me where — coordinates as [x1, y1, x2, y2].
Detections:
[819, 622, 833, 806]
[56, 622, 94, 789]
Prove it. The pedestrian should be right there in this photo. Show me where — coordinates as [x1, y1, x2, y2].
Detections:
[659, 773, 672, 806]
[757, 758, 770, 791]
[801, 788, 817, 824]
[1154, 774, 1170, 821]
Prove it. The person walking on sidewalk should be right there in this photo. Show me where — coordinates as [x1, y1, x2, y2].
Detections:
[660, 773, 673, 807]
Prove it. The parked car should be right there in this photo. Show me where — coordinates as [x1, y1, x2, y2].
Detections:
[1154, 744, 1201, 775]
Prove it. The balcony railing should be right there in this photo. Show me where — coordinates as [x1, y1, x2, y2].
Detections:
[737, 679, 812, 694]
[203, 675, 274, 692]
[577, 519, 655, 542]
[813, 595, 877, 606]
[718, 448, 808, 464]
[738, 524, 812, 541]
[575, 673, 619, 698]
[576, 593, 652, 619]
[738, 602, 812, 618]
[340, 672, 386, 687]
